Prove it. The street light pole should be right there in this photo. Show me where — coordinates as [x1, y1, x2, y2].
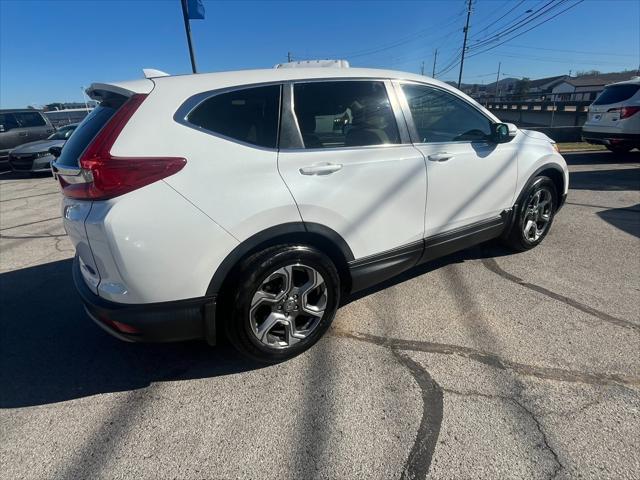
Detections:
[457, 0, 473, 89]
[180, 0, 198, 73]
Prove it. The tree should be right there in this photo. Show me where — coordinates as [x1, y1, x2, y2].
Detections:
[514, 77, 531, 99]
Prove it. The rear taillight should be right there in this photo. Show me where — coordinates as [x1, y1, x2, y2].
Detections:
[58, 94, 186, 201]
[607, 106, 640, 119]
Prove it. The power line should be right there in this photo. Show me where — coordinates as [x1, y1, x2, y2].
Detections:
[501, 43, 639, 57]
[467, 0, 586, 58]
[470, 0, 566, 50]
[470, 0, 526, 39]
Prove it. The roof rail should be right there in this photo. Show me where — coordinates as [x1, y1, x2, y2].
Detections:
[274, 59, 350, 69]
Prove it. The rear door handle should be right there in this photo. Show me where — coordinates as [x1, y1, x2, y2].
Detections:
[299, 163, 343, 175]
[428, 152, 454, 162]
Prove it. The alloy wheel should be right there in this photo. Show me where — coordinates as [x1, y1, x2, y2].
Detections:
[523, 187, 553, 242]
[249, 263, 327, 349]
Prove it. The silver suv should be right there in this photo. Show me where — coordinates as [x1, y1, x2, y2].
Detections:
[0, 110, 55, 167]
[583, 77, 640, 153]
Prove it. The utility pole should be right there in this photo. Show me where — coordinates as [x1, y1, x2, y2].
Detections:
[287, 52, 292, 63]
[432, 49, 438, 77]
[180, 0, 198, 73]
[494, 61, 501, 101]
[457, 0, 473, 89]
[421, 61, 425, 75]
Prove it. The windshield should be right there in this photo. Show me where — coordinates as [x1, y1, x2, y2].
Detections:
[48, 126, 76, 140]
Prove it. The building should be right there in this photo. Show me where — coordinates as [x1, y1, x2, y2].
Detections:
[551, 72, 639, 101]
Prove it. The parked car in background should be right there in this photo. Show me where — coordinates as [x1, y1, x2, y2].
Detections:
[8, 123, 77, 174]
[0, 110, 55, 168]
[582, 77, 640, 153]
[44, 108, 92, 128]
[54, 65, 568, 363]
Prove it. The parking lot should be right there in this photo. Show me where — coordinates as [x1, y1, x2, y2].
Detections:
[1, 150, 638, 479]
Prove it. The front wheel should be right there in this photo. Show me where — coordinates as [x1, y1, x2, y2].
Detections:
[503, 176, 557, 251]
[224, 245, 340, 363]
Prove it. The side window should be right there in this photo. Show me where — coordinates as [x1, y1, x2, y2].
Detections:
[402, 84, 492, 143]
[0, 113, 20, 130]
[14, 112, 46, 127]
[293, 81, 400, 149]
[187, 85, 281, 149]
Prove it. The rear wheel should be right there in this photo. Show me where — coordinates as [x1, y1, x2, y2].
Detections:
[503, 176, 557, 251]
[606, 144, 632, 154]
[224, 245, 340, 363]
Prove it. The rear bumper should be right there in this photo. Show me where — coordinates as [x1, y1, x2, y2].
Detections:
[73, 256, 216, 343]
[581, 131, 640, 144]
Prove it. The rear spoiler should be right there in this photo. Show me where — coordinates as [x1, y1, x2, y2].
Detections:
[86, 78, 155, 101]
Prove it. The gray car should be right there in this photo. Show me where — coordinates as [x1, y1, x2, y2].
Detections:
[8, 124, 77, 174]
[0, 110, 55, 167]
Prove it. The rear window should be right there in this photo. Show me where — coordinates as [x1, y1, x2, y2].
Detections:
[593, 84, 640, 105]
[56, 95, 126, 168]
[14, 111, 46, 127]
[187, 85, 281, 149]
[293, 81, 400, 149]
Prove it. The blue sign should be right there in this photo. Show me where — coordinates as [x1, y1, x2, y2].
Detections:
[187, 0, 205, 20]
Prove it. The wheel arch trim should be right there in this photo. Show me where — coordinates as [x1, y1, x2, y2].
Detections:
[206, 222, 354, 296]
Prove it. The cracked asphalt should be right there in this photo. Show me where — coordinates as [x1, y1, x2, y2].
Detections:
[1, 150, 639, 479]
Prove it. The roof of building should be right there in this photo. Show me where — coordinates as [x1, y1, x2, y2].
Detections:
[564, 71, 639, 87]
[529, 75, 568, 89]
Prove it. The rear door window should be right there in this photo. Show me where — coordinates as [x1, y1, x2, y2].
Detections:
[187, 85, 281, 149]
[293, 81, 400, 148]
[56, 95, 126, 168]
[14, 111, 46, 127]
[593, 85, 640, 105]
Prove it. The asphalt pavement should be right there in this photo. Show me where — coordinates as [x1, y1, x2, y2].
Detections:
[1, 150, 639, 479]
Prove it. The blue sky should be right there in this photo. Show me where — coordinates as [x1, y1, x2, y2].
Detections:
[1, 0, 638, 108]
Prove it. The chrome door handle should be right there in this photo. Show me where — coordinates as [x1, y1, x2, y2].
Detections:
[299, 163, 343, 175]
[428, 152, 454, 162]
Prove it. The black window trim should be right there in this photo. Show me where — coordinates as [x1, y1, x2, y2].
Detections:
[394, 80, 499, 146]
[174, 82, 283, 152]
[280, 78, 412, 152]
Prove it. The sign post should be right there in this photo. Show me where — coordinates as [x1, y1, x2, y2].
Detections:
[180, 0, 205, 74]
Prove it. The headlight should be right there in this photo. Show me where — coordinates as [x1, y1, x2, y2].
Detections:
[551, 143, 559, 153]
[36, 151, 52, 158]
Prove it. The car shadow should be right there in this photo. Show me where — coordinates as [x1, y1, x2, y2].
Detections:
[0, 170, 53, 180]
[596, 203, 640, 239]
[569, 167, 640, 191]
[343, 243, 510, 305]
[0, 259, 263, 409]
[1, 244, 513, 409]
[563, 150, 640, 166]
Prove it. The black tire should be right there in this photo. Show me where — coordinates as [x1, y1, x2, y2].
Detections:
[606, 144, 632, 154]
[223, 244, 340, 363]
[503, 176, 558, 251]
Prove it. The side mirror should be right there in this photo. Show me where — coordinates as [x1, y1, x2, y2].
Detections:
[49, 146, 63, 158]
[491, 122, 517, 143]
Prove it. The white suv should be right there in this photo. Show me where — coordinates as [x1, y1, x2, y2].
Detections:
[53, 65, 568, 362]
[583, 77, 640, 153]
